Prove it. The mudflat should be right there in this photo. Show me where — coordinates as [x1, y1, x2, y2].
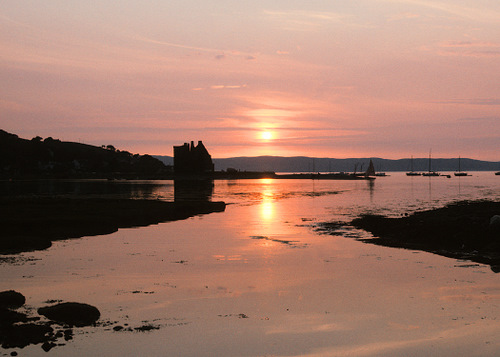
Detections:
[0, 197, 225, 254]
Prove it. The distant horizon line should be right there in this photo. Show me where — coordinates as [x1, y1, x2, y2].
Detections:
[154, 154, 500, 162]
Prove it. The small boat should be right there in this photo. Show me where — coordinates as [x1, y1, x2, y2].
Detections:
[374, 163, 388, 176]
[364, 159, 376, 177]
[454, 156, 468, 176]
[495, 172, 500, 176]
[406, 156, 421, 176]
[422, 151, 439, 176]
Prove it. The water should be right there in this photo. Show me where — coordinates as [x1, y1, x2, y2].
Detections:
[1, 173, 500, 356]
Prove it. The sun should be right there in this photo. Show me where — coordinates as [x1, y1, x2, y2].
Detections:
[261, 131, 273, 140]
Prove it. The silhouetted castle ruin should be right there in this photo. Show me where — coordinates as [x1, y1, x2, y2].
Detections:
[173, 141, 214, 174]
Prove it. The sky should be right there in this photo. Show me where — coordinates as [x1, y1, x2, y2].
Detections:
[1, 1, 499, 160]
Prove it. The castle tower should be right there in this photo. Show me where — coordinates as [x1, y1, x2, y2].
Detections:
[173, 141, 214, 174]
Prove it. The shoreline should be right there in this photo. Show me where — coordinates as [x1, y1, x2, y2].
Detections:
[1, 171, 376, 181]
[0, 197, 225, 254]
[349, 200, 500, 271]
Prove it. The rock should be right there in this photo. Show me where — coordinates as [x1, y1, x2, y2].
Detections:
[38, 302, 100, 327]
[0, 308, 28, 327]
[64, 329, 73, 341]
[490, 215, 500, 229]
[41, 341, 57, 352]
[1, 323, 53, 349]
[0, 291, 25, 309]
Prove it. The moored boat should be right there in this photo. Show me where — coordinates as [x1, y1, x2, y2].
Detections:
[406, 156, 421, 176]
[422, 151, 439, 176]
[364, 159, 376, 177]
[454, 156, 468, 176]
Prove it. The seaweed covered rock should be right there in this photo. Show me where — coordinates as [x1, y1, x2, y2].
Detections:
[352, 201, 500, 250]
[0, 291, 25, 309]
[38, 302, 100, 327]
[1, 323, 53, 349]
[349, 200, 500, 269]
[0, 292, 100, 351]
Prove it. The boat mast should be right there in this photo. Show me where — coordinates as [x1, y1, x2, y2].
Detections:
[428, 150, 431, 173]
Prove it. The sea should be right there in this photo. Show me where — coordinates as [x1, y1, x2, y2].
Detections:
[1, 172, 500, 356]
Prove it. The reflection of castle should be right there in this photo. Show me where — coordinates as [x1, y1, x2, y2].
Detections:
[173, 141, 214, 174]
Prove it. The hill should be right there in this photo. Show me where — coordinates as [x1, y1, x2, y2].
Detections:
[2, 129, 497, 178]
[154, 155, 499, 173]
[0, 130, 170, 179]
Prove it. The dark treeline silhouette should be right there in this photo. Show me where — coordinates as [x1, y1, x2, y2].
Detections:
[0, 130, 170, 179]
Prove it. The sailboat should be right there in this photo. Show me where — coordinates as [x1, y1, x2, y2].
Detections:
[364, 159, 376, 177]
[454, 156, 468, 176]
[406, 155, 421, 176]
[422, 151, 439, 176]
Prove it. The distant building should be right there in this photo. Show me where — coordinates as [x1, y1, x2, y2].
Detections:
[173, 141, 214, 174]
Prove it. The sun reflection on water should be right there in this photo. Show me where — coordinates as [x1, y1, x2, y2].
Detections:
[260, 183, 276, 221]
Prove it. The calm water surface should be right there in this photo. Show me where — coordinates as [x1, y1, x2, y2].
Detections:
[1, 173, 500, 356]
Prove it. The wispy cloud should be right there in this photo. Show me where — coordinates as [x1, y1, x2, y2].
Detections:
[264, 10, 346, 22]
[192, 85, 248, 91]
[441, 41, 499, 48]
[134, 35, 222, 53]
[264, 9, 348, 31]
[458, 116, 499, 122]
[134, 35, 257, 61]
[435, 98, 500, 105]
[387, 12, 421, 21]
[437, 41, 500, 57]
[0, 13, 33, 28]
[382, 0, 500, 22]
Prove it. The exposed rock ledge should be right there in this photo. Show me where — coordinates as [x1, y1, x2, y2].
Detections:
[318, 200, 500, 271]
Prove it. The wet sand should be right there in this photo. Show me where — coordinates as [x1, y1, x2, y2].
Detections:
[0, 197, 225, 254]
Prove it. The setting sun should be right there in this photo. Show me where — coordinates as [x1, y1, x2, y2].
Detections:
[261, 131, 273, 141]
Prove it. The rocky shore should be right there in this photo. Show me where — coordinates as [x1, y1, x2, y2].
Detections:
[0, 290, 100, 352]
[349, 200, 500, 270]
[0, 197, 225, 254]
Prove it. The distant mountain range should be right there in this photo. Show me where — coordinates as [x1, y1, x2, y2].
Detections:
[154, 155, 500, 173]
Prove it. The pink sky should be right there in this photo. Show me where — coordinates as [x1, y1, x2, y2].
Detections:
[1, 1, 499, 159]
